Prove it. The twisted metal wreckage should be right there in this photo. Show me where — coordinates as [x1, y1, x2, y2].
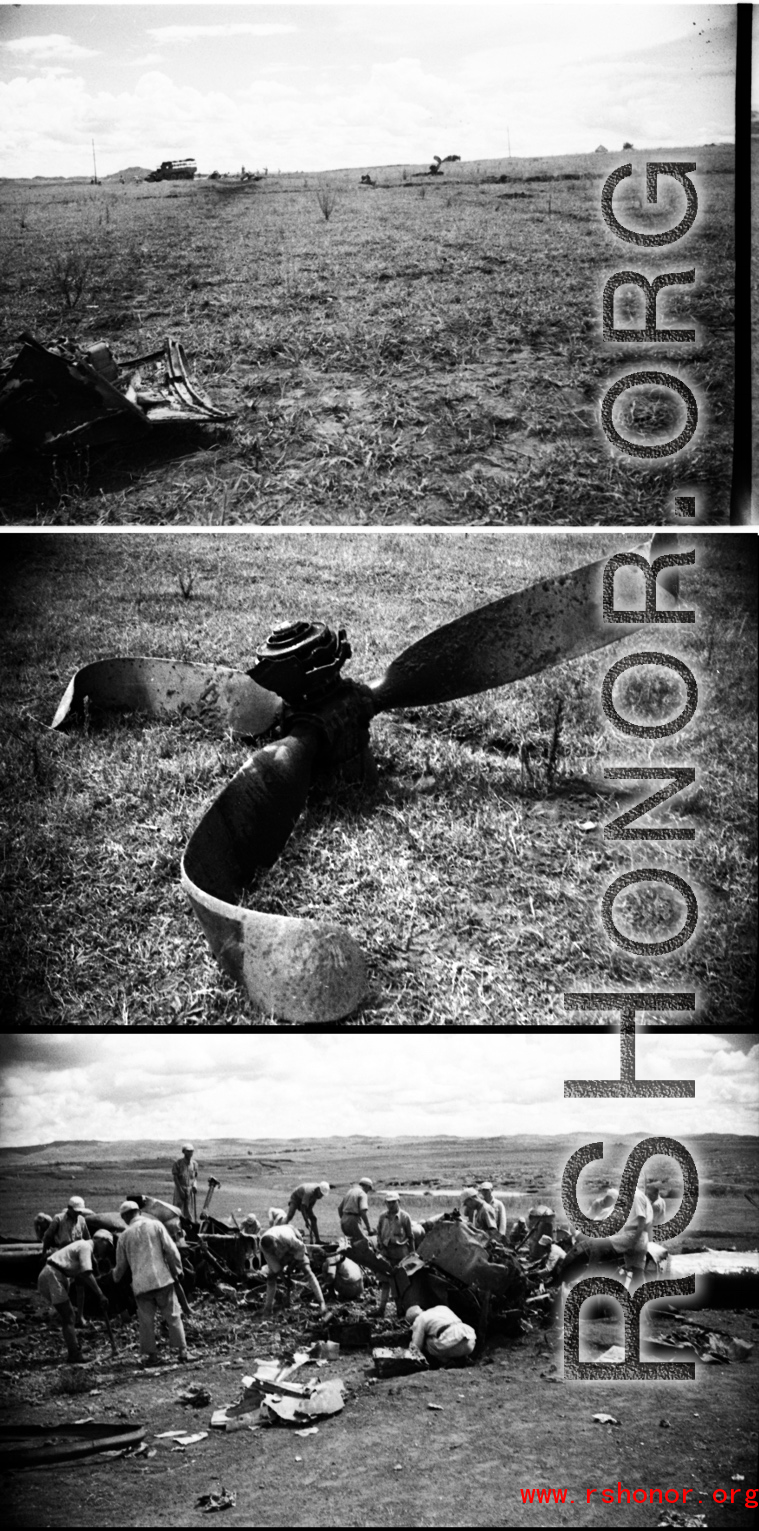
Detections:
[0, 1180, 541, 1338]
[48, 535, 685, 1022]
[0, 333, 232, 451]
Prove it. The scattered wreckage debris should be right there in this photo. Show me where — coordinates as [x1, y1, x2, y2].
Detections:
[0, 332, 233, 453]
[195, 1487, 237, 1514]
[210, 1356, 346, 1429]
[655, 1322, 753, 1364]
[373, 1346, 428, 1379]
[0, 1421, 147, 1465]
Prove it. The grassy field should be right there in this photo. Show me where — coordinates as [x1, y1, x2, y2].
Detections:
[0, 531, 755, 1026]
[0, 148, 735, 526]
[3, 1133, 757, 1252]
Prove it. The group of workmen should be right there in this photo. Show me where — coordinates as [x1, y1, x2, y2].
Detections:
[37, 1193, 192, 1368]
[36, 1150, 666, 1369]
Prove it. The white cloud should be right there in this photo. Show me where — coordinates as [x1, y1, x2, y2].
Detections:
[0, 1035, 755, 1146]
[2, 34, 98, 63]
[146, 25, 297, 43]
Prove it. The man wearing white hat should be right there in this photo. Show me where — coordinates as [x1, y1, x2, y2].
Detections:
[37, 1230, 113, 1364]
[531, 1233, 567, 1279]
[407, 1304, 476, 1365]
[376, 1193, 415, 1317]
[478, 1182, 507, 1238]
[172, 1145, 198, 1220]
[41, 1195, 93, 1256]
[41, 1196, 96, 1329]
[115, 1201, 190, 1366]
[285, 1182, 331, 1243]
[338, 1179, 375, 1243]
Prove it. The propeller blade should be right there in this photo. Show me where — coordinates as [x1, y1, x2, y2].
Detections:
[51, 657, 281, 737]
[181, 724, 366, 1024]
[369, 534, 682, 712]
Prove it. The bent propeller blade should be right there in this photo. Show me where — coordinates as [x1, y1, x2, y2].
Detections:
[369, 534, 681, 713]
[181, 726, 366, 1025]
[51, 657, 282, 737]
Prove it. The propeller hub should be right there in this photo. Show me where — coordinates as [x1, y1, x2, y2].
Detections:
[250, 621, 352, 707]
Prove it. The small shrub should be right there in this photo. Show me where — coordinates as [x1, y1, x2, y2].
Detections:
[48, 249, 91, 310]
[315, 183, 338, 222]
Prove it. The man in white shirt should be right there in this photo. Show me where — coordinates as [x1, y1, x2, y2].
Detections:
[479, 1181, 508, 1238]
[285, 1182, 330, 1243]
[376, 1193, 415, 1317]
[590, 1181, 618, 1218]
[461, 1190, 497, 1234]
[115, 1201, 189, 1366]
[531, 1233, 567, 1279]
[559, 1177, 654, 1289]
[37, 1231, 113, 1363]
[259, 1222, 327, 1319]
[338, 1179, 375, 1242]
[407, 1304, 476, 1365]
[171, 1145, 198, 1220]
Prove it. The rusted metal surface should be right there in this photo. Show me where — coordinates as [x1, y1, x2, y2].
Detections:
[0, 333, 233, 451]
[51, 657, 281, 736]
[369, 537, 680, 712]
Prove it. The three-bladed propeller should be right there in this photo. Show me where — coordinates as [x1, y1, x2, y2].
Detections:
[52, 535, 686, 1024]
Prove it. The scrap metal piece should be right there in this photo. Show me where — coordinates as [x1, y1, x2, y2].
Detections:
[51, 657, 281, 737]
[0, 1423, 146, 1466]
[0, 333, 233, 452]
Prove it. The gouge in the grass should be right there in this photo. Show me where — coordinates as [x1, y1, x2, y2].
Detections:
[52, 535, 689, 1024]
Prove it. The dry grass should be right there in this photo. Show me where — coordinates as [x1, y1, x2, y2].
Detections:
[0, 147, 735, 526]
[0, 532, 754, 1026]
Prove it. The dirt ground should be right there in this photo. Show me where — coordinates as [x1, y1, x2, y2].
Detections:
[1, 1140, 757, 1526]
[1, 1294, 757, 1529]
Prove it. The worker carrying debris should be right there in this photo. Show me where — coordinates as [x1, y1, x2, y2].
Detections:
[406, 1304, 477, 1366]
[115, 1201, 191, 1367]
[285, 1182, 331, 1243]
[37, 1230, 113, 1364]
[172, 1144, 199, 1220]
[478, 1181, 507, 1237]
[338, 1179, 375, 1243]
[259, 1223, 328, 1320]
[376, 1193, 415, 1318]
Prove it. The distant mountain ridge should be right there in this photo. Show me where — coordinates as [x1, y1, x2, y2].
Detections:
[0, 1131, 755, 1163]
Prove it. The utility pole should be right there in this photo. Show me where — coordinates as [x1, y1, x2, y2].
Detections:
[91, 138, 99, 184]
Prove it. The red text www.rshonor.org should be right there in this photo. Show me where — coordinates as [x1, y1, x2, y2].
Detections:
[520, 1485, 758, 1509]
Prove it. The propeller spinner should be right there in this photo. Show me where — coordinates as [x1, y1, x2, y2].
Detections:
[51, 535, 687, 1024]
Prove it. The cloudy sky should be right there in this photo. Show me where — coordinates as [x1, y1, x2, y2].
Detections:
[0, 4, 736, 179]
[0, 1033, 755, 1146]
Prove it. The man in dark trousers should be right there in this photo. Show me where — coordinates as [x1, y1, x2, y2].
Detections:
[37, 1230, 113, 1364]
[285, 1181, 330, 1243]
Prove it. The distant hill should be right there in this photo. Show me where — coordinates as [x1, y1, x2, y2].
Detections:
[104, 166, 152, 182]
